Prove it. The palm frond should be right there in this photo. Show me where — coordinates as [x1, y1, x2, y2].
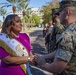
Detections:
[7, 0, 19, 3]
[0, 8, 7, 15]
[1, 5, 11, 8]
[0, 2, 8, 5]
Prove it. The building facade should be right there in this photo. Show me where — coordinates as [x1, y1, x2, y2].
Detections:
[10, 8, 43, 24]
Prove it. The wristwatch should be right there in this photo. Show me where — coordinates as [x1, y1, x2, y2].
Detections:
[28, 57, 30, 61]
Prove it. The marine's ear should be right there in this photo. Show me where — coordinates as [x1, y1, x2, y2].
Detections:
[66, 8, 71, 16]
[65, 8, 71, 19]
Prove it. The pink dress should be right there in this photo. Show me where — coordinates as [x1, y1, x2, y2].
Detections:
[0, 33, 31, 75]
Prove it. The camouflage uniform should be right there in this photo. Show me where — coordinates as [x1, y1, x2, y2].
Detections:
[49, 21, 65, 53]
[55, 15, 76, 75]
[45, 25, 54, 53]
[54, 0, 76, 74]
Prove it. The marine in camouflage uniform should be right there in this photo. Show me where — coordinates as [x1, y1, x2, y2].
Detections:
[49, 12, 65, 53]
[45, 21, 54, 53]
[56, 21, 76, 75]
[55, 0, 76, 75]
[34, 0, 76, 75]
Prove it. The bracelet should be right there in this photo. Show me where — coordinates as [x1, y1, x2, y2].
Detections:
[28, 57, 30, 61]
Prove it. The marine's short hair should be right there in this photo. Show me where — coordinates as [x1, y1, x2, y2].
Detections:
[58, 0, 76, 12]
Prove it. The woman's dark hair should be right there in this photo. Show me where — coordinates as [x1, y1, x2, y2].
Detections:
[1, 14, 18, 38]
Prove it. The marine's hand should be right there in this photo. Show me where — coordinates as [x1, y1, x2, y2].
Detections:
[34, 54, 46, 67]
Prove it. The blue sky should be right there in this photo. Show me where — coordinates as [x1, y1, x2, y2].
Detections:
[0, 0, 52, 8]
[29, 0, 51, 8]
[0, 0, 61, 21]
[29, 0, 61, 8]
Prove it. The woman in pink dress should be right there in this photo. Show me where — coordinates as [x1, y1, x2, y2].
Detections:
[0, 14, 34, 75]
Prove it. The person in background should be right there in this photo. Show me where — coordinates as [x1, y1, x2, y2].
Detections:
[43, 25, 47, 37]
[0, 14, 35, 75]
[45, 21, 54, 53]
[44, 24, 49, 51]
[35, 0, 76, 75]
[49, 11, 65, 53]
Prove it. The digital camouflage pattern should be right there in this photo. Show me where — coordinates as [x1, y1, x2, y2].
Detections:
[49, 21, 65, 53]
[54, 21, 65, 40]
[45, 25, 54, 53]
[56, 22, 76, 75]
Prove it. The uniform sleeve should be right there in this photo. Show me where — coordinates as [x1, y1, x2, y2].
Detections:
[55, 24, 64, 34]
[0, 47, 9, 59]
[55, 32, 73, 62]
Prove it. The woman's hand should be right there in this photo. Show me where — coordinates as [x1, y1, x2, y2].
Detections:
[28, 55, 34, 62]
[29, 55, 38, 66]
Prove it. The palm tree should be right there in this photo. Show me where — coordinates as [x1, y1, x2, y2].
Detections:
[1, 0, 30, 15]
[17, 0, 30, 17]
[17, 0, 31, 31]
[6, 0, 20, 14]
[0, 7, 7, 21]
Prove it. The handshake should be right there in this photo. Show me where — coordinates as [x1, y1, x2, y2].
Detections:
[30, 53, 46, 67]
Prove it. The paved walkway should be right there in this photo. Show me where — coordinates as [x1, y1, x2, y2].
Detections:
[29, 28, 53, 75]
